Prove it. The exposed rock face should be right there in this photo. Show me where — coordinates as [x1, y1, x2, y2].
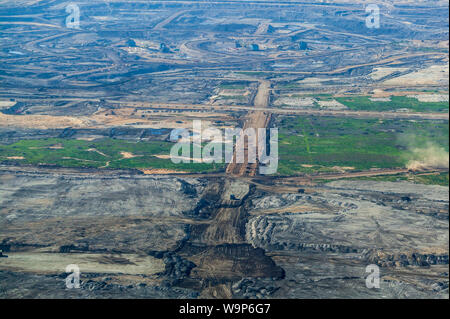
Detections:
[0, 171, 206, 255]
[366, 251, 449, 268]
[0, 173, 206, 222]
[245, 181, 448, 298]
[231, 278, 279, 299]
[160, 252, 197, 284]
[0, 270, 199, 299]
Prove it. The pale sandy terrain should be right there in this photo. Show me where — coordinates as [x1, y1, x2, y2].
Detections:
[120, 151, 139, 159]
[0, 108, 217, 130]
[274, 96, 315, 107]
[383, 64, 449, 86]
[407, 94, 449, 102]
[0, 113, 89, 129]
[154, 154, 203, 163]
[317, 99, 347, 109]
[0, 100, 16, 109]
[0, 252, 164, 275]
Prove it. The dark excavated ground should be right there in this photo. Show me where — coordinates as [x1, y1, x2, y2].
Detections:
[0, 168, 448, 299]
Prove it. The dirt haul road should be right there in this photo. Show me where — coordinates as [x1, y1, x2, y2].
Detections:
[226, 80, 272, 177]
[190, 80, 277, 297]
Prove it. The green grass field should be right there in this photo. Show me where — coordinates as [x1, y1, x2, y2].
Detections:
[1, 117, 448, 182]
[335, 96, 449, 113]
[277, 116, 449, 176]
[0, 138, 225, 173]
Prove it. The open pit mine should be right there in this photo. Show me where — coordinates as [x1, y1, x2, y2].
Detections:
[0, 0, 448, 299]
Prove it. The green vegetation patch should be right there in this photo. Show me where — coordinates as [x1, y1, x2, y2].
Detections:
[335, 96, 449, 113]
[0, 138, 225, 173]
[277, 116, 449, 176]
[410, 172, 449, 186]
[219, 81, 252, 90]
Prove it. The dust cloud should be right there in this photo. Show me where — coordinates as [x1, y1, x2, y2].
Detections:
[406, 142, 449, 171]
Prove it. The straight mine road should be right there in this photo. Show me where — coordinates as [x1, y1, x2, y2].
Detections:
[226, 80, 272, 176]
